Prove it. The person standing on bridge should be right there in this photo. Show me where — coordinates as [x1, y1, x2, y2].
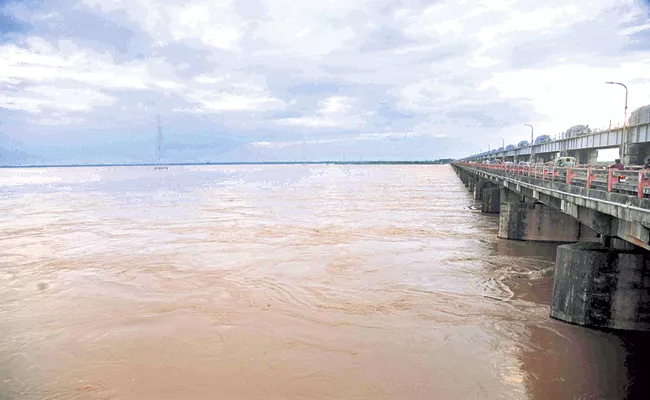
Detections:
[608, 159, 625, 184]
[608, 159, 624, 170]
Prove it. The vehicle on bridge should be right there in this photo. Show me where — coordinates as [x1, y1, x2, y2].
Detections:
[517, 140, 529, 148]
[505, 144, 515, 150]
[498, 147, 504, 152]
[534, 134, 551, 144]
[550, 156, 576, 167]
[629, 104, 650, 126]
[564, 125, 591, 138]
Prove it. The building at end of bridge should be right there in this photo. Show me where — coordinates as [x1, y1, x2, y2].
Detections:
[454, 163, 650, 331]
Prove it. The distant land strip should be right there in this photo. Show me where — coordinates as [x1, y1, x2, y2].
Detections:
[0, 159, 454, 168]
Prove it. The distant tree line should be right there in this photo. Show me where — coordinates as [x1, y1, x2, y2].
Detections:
[356, 159, 453, 165]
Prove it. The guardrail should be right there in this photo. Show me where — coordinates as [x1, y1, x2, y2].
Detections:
[455, 162, 650, 199]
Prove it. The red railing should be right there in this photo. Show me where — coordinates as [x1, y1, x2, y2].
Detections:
[455, 162, 650, 198]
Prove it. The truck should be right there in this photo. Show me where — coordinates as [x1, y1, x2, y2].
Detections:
[565, 125, 591, 138]
[629, 104, 650, 126]
[534, 134, 551, 144]
[547, 156, 576, 167]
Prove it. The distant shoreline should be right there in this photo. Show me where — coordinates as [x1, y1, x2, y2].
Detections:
[0, 160, 454, 169]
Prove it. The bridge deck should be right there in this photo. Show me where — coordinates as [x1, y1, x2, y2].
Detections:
[452, 162, 650, 250]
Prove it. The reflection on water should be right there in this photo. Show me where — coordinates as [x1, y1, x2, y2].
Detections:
[0, 164, 647, 399]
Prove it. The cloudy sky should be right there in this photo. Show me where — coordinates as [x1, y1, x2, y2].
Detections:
[1, 0, 649, 164]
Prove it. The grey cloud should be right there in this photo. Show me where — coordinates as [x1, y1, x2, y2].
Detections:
[447, 103, 528, 128]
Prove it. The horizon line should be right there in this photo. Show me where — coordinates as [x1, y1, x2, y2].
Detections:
[0, 159, 455, 169]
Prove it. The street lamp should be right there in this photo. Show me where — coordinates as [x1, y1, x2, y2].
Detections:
[500, 137, 505, 148]
[605, 81, 629, 160]
[524, 124, 534, 144]
[605, 82, 628, 127]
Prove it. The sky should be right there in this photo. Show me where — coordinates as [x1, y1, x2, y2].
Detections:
[1, 0, 649, 164]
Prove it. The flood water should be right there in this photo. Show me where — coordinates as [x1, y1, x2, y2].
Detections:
[1, 164, 648, 399]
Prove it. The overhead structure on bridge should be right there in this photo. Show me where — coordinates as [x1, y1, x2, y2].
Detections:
[462, 118, 650, 166]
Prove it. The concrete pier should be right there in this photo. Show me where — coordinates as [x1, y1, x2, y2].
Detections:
[571, 149, 598, 165]
[623, 142, 650, 165]
[481, 187, 500, 213]
[473, 179, 494, 201]
[551, 243, 650, 331]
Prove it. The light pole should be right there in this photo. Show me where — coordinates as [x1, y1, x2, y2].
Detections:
[524, 124, 534, 144]
[605, 81, 628, 161]
[500, 137, 505, 149]
[524, 124, 534, 162]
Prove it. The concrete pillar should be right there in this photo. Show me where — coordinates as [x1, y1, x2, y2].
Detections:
[550, 243, 650, 331]
[501, 187, 523, 203]
[622, 142, 650, 166]
[473, 179, 492, 201]
[481, 187, 500, 213]
[497, 201, 598, 242]
[575, 149, 598, 165]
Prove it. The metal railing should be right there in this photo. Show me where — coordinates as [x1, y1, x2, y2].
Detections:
[455, 162, 650, 199]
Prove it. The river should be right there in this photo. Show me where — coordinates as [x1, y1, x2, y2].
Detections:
[0, 164, 648, 399]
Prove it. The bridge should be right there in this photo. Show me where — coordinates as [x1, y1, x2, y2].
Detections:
[451, 161, 650, 332]
[459, 121, 650, 166]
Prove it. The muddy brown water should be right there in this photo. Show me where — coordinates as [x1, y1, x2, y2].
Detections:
[1, 164, 648, 399]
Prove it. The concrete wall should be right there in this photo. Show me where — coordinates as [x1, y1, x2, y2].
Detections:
[551, 242, 650, 331]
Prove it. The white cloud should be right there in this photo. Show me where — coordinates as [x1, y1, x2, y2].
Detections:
[480, 59, 650, 133]
[182, 91, 285, 112]
[81, 0, 246, 52]
[0, 85, 117, 114]
[180, 74, 286, 112]
[278, 96, 368, 128]
[0, 38, 182, 91]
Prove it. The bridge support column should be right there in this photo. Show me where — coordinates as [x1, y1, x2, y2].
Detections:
[497, 189, 597, 242]
[481, 187, 500, 213]
[575, 149, 598, 165]
[551, 243, 650, 331]
[467, 178, 475, 193]
[622, 142, 650, 166]
[473, 179, 492, 201]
